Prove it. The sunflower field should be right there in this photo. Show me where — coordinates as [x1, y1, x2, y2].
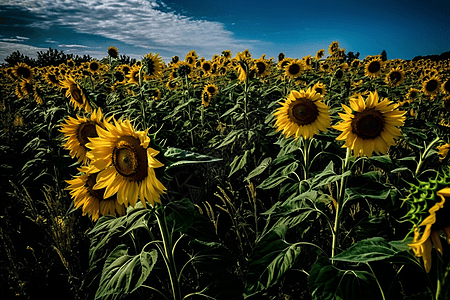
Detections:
[2, 42, 450, 300]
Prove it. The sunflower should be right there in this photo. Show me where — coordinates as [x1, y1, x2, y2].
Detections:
[201, 90, 211, 107]
[312, 82, 327, 96]
[60, 74, 91, 113]
[314, 49, 325, 61]
[13, 62, 33, 81]
[203, 83, 218, 98]
[437, 143, 450, 162]
[422, 76, 441, 99]
[385, 67, 405, 87]
[302, 55, 313, 70]
[328, 41, 340, 55]
[14, 84, 24, 99]
[350, 59, 361, 69]
[176, 62, 192, 77]
[222, 50, 232, 59]
[166, 80, 178, 91]
[85, 118, 166, 208]
[60, 108, 107, 165]
[441, 78, 450, 95]
[320, 61, 332, 74]
[65, 165, 126, 221]
[274, 87, 331, 140]
[88, 60, 101, 74]
[19, 79, 34, 97]
[152, 89, 161, 100]
[107, 46, 119, 59]
[365, 57, 384, 78]
[254, 57, 271, 77]
[284, 59, 304, 79]
[127, 66, 141, 85]
[278, 57, 292, 70]
[66, 59, 76, 69]
[405, 88, 421, 102]
[142, 53, 163, 80]
[408, 188, 450, 273]
[201, 61, 212, 74]
[333, 91, 406, 157]
[33, 86, 44, 105]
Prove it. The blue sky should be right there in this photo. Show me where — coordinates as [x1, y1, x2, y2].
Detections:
[1, 0, 449, 64]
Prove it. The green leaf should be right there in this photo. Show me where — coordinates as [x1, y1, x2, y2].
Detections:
[244, 225, 303, 297]
[165, 198, 196, 233]
[95, 244, 158, 300]
[164, 147, 222, 170]
[228, 150, 250, 177]
[244, 157, 272, 181]
[331, 237, 408, 263]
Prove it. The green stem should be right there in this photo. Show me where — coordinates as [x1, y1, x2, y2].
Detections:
[302, 137, 312, 180]
[155, 207, 182, 300]
[331, 148, 351, 258]
[138, 67, 148, 130]
[367, 262, 386, 300]
[415, 136, 441, 177]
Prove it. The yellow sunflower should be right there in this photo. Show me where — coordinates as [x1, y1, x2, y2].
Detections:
[201, 61, 213, 74]
[365, 57, 384, 78]
[202, 90, 211, 107]
[437, 143, 450, 162]
[44, 71, 61, 87]
[333, 91, 406, 157]
[408, 188, 450, 273]
[312, 82, 327, 96]
[60, 75, 91, 112]
[314, 49, 325, 61]
[254, 57, 271, 77]
[405, 88, 421, 102]
[65, 165, 126, 221]
[274, 87, 331, 140]
[166, 80, 178, 91]
[422, 76, 441, 99]
[107, 46, 119, 59]
[85, 118, 166, 208]
[320, 61, 332, 74]
[385, 67, 405, 87]
[328, 41, 340, 56]
[88, 60, 101, 74]
[441, 78, 450, 95]
[13, 62, 34, 81]
[284, 59, 304, 79]
[142, 53, 163, 80]
[60, 108, 107, 165]
[127, 66, 141, 85]
[203, 83, 219, 98]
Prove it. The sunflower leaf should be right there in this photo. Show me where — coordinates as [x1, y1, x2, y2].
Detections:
[95, 244, 158, 300]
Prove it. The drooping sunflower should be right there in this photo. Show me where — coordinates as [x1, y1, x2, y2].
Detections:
[333, 91, 406, 157]
[312, 82, 327, 96]
[85, 118, 166, 208]
[274, 87, 331, 140]
[13, 62, 34, 81]
[320, 61, 332, 74]
[166, 80, 178, 91]
[142, 53, 163, 80]
[33, 85, 44, 105]
[60, 74, 91, 112]
[422, 76, 441, 99]
[19, 78, 34, 97]
[365, 57, 384, 78]
[408, 188, 450, 273]
[127, 66, 141, 85]
[284, 59, 304, 79]
[60, 108, 107, 165]
[107, 46, 119, 59]
[65, 165, 126, 221]
[385, 67, 405, 87]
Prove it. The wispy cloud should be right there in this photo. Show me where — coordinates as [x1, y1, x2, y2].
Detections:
[0, 42, 47, 63]
[1, 0, 255, 59]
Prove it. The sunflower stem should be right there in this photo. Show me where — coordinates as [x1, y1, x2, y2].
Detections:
[331, 147, 351, 259]
[155, 206, 182, 300]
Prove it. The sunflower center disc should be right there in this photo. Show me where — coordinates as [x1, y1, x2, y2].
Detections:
[256, 62, 266, 74]
[289, 98, 318, 125]
[426, 80, 438, 92]
[288, 64, 300, 75]
[352, 109, 384, 139]
[78, 122, 98, 146]
[368, 61, 381, 73]
[113, 136, 148, 181]
[70, 85, 83, 103]
[18, 67, 31, 79]
[390, 72, 401, 83]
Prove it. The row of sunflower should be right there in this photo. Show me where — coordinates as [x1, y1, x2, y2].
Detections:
[1, 41, 450, 299]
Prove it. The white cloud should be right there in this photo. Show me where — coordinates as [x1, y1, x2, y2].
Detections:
[1, 0, 255, 59]
[58, 44, 89, 48]
[0, 42, 47, 63]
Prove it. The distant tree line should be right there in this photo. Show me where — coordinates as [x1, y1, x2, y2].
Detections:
[412, 51, 450, 62]
[1, 47, 137, 68]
